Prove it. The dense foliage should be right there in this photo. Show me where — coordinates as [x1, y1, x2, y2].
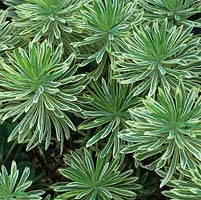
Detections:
[0, 0, 200, 199]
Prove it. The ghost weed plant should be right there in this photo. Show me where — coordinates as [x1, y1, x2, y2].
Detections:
[52, 148, 142, 200]
[78, 78, 140, 158]
[72, 0, 142, 78]
[163, 166, 201, 199]
[0, 161, 44, 200]
[0, 0, 201, 199]
[0, 10, 19, 53]
[73, 0, 139, 61]
[119, 84, 201, 187]
[0, 41, 86, 151]
[138, 0, 201, 27]
[14, 0, 88, 52]
[114, 20, 201, 96]
[3, 0, 25, 6]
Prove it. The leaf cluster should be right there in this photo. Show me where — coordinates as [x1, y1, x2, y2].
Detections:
[0, 0, 200, 199]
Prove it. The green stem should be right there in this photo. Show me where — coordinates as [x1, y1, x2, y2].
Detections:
[4, 140, 17, 164]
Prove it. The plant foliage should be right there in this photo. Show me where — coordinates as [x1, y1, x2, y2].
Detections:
[0, 41, 86, 151]
[138, 0, 201, 27]
[114, 20, 200, 96]
[52, 148, 142, 200]
[0, 161, 44, 199]
[0, 10, 18, 52]
[0, 0, 201, 199]
[163, 167, 201, 199]
[3, 0, 25, 6]
[79, 78, 140, 158]
[15, 0, 87, 51]
[119, 84, 201, 187]
[73, 0, 141, 65]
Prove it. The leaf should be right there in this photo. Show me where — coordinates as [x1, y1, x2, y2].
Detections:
[160, 150, 179, 188]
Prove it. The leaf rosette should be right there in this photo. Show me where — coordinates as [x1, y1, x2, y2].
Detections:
[119, 85, 201, 187]
[52, 149, 142, 200]
[0, 41, 86, 151]
[114, 20, 201, 96]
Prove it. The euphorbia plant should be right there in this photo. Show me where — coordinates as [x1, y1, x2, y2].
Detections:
[114, 20, 201, 96]
[14, 0, 88, 53]
[52, 148, 142, 200]
[0, 41, 86, 151]
[0, 161, 44, 199]
[0, 10, 18, 52]
[78, 77, 141, 158]
[138, 0, 201, 27]
[0, 0, 200, 199]
[119, 84, 201, 187]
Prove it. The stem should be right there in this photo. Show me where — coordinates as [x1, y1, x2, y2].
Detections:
[4, 140, 17, 164]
